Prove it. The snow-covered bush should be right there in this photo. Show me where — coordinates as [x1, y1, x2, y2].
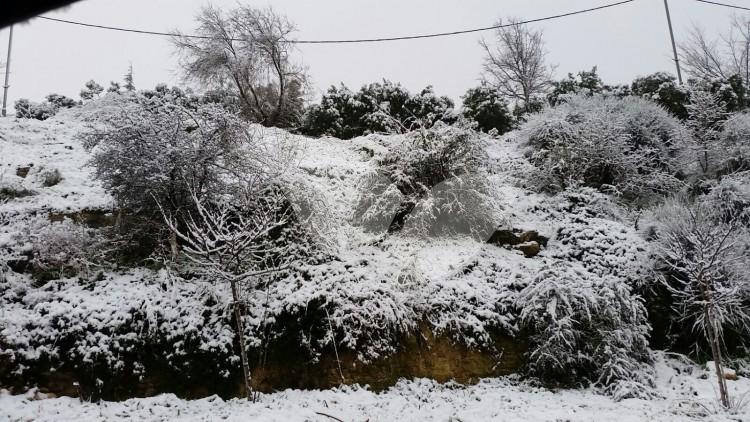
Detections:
[461, 84, 515, 134]
[259, 252, 420, 362]
[354, 122, 498, 238]
[21, 218, 113, 281]
[79, 93, 284, 257]
[518, 95, 688, 202]
[518, 262, 654, 398]
[14, 94, 78, 121]
[425, 248, 526, 348]
[631, 72, 689, 119]
[81, 97, 248, 215]
[720, 112, 750, 172]
[301, 80, 456, 139]
[14, 99, 57, 121]
[0, 269, 238, 395]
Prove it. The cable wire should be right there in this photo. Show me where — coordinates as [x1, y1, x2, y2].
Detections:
[694, 0, 750, 12]
[36, 0, 636, 44]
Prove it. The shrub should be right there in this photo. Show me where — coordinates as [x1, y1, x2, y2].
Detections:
[461, 84, 514, 134]
[81, 95, 256, 218]
[45, 93, 78, 109]
[14, 94, 78, 120]
[719, 112, 750, 172]
[518, 95, 688, 202]
[301, 80, 456, 139]
[18, 218, 113, 281]
[518, 262, 654, 398]
[353, 122, 498, 238]
[547, 67, 629, 106]
[14, 99, 57, 120]
[631, 72, 690, 119]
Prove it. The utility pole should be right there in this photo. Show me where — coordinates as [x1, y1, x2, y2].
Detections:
[2, 25, 14, 117]
[663, 0, 683, 84]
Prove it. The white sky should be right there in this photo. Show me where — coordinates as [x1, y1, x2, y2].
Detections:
[0, 0, 743, 106]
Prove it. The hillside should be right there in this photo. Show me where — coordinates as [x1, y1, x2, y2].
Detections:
[0, 105, 749, 420]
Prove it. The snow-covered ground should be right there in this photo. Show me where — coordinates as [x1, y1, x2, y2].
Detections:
[2, 354, 748, 421]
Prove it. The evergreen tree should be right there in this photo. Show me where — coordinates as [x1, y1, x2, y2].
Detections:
[80, 80, 104, 101]
[124, 64, 136, 92]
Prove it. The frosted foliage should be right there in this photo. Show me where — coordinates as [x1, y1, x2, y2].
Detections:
[425, 249, 525, 348]
[23, 218, 111, 278]
[543, 187, 652, 288]
[518, 263, 654, 399]
[518, 95, 687, 202]
[686, 88, 728, 175]
[649, 197, 750, 352]
[0, 270, 236, 377]
[721, 112, 750, 171]
[354, 123, 499, 239]
[249, 249, 419, 362]
[80, 95, 265, 217]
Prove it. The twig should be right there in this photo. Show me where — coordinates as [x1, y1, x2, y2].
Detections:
[314, 411, 345, 422]
[324, 307, 346, 384]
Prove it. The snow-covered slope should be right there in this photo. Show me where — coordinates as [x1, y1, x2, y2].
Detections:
[2, 110, 746, 420]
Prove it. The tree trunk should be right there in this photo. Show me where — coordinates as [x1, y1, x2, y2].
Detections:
[705, 306, 730, 408]
[231, 279, 253, 400]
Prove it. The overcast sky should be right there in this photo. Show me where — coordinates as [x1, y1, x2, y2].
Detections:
[0, 0, 743, 106]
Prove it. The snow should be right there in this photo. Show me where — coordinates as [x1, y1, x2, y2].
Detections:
[1, 353, 748, 421]
[0, 111, 113, 215]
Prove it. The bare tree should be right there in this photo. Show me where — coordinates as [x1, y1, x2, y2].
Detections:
[173, 5, 307, 128]
[160, 186, 293, 400]
[680, 15, 750, 84]
[480, 18, 554, 113]
[652, 197, 750, 409]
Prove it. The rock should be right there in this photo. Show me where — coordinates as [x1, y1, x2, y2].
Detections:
[487, 229, 520, 246]
[15, 166, 31, 178]
[515, 241, 541, 258]
[487, 228, 548, 256]
[518, 230, 549, 247]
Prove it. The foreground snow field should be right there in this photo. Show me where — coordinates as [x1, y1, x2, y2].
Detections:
[2, 354, 748, 422]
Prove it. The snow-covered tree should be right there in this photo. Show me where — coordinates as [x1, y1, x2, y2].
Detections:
[721, 112, 750, 172]
[519, 95, 688, 203]
[631, 72, 689, 119]
[686, 87, 728, 175]
[173, 5, 307, 128]
[461, 83, 514, 134]
[80, 80, 104, 101]
[107, 81, 121, 94]
[650, 195, 750, 408]
[301, 80, 455, 139]
[160, 186, 294, 400]
[480, 18, 553, 114]
[679, 15, 750, 90]
[79, 94, 275, 253]
[123, 64, 135, 92]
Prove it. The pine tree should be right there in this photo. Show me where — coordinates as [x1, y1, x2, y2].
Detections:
[124, 64, 136, 92]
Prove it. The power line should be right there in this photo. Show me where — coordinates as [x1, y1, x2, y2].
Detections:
[36, 0, 636, 45]
[694, 0, 750, 12]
